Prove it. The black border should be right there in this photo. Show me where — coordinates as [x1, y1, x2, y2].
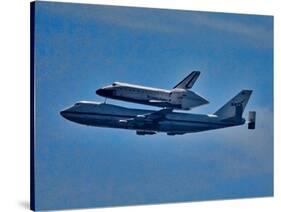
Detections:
[30, 1, 35, 211]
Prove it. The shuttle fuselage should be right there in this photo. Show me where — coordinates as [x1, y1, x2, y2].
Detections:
[96, 83, 208, 110]
[96, 71, 209, 110]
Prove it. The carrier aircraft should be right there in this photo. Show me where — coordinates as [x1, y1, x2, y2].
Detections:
[60, 90, 256, 135]
[96, 71, 209, 110]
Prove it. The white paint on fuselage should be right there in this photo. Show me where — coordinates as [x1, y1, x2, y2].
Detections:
[112, 82, 170, 101]
[98, 82, 209, 109]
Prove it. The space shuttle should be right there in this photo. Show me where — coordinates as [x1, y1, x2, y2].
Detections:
[96, 71, 209, 110]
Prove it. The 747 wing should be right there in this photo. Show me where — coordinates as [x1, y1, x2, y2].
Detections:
[119, 108, 173, 124]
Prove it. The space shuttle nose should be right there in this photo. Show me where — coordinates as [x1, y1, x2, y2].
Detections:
[60, 110, 67, 118]
[96, 89, 103, 96]
[96, 88, 114, 97]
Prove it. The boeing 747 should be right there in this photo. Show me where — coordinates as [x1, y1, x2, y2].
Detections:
[61, 90, 256, 135]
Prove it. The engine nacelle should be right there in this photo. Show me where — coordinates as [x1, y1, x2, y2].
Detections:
[136, 130, 156, 135]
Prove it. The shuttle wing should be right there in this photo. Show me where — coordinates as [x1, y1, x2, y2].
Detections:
[148, 99, 174, 107]
[173, 71, 200, 89]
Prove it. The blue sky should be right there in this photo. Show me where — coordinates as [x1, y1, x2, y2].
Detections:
[34, 2, 273, 210]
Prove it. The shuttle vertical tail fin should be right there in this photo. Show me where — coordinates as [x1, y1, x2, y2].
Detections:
[214, 90, 252, 120]
[173, 71, 200, 89]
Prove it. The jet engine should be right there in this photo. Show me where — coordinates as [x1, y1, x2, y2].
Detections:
[136, 130, 156, 135]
